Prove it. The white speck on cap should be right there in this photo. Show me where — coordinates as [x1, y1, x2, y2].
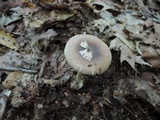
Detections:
[79, 40, 93, 61]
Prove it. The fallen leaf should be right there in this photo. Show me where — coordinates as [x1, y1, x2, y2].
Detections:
[0, 51, 38, 69]
[93, 19, 109, 33]
[125, 13, 144, 25]
[91, 0, 114, 13]
[135, 41, 142, 55]
[2, 71, 23, 89]
[142, 46, 160, 58]
[111, 23, 125, 34]
[50, 10, 75, 21]
[11, 86, 26, 107]
[110, 38, 136, 70]
[115, 32, 135, 51]
[116, 12, 144, 25]
[144, 18, 153, 27]
[153, 22, 160, 34]
[135, 56, 151, 66]
[0, 12, 21, 27]
[40, 0, 56, 3]
[2, 71, 33, 89]
[141, 46, 160, 68]
[22, 0, 36, 8]
[40, 29, 57, 39]
[144, 33, 160, 47]
[29, 19, 44, 28]
[0, 89, 11, 119]
[13, 7, 35, 17]
[100, 11, 116, 25]
[125, 25, 143, 34]
[11, 95, 26, 107]
[27, 10, 49, 28]
[0, 30, 18, 49]
[3, 0, 23, 8]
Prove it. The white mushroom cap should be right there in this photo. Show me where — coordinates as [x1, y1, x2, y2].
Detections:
[64, 34, 112, 75]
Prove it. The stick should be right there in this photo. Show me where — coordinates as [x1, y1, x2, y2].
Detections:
[0, 67, 37, 74]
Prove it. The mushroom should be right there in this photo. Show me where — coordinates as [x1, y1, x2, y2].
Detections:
[64, 34, 112, 89]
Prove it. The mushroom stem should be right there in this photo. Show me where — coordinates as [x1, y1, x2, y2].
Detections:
[76, 72, 84, 88]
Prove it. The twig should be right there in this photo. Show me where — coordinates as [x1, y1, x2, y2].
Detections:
[99, 102, 107, 120]
[0, 67, 37, 74]
[38, 61, 46, 78]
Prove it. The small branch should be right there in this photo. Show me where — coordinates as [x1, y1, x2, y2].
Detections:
[38, 61, 46, 78]
[99, 102, 107, 120]
[0, 67, 37, 74]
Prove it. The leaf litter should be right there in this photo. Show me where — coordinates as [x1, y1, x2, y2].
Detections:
[0, 30, 18, 50]
[0, 0, 160, 119]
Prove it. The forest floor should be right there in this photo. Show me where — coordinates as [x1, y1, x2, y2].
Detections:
[0, 0, 160, 120]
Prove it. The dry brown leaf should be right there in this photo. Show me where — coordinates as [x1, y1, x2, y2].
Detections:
[141, 46, 160, 68]
[91, 0, 114, 13]
[0, 51, 38, 69]
[50, 10, 75, 21]
[2, 71, 23, 89]
[110, 34, 153, 69]
[111, 24, 124, 34]
[142, 47, 160, 58]
[146, 58, 160, 68]
[93, 19, 109, 33]
[22, 0, 36, 8]
[144, 18, 153, 27]
[40, 0, 56, 3]
[143, 20, 160, 48]
[11, 96, 26, 107]
[0, 30, 18, 50]
[125, 25, 143, 35]
[29, 19, 44, 28]
[100, 11, 116, 25]
[0, 12, 21, 27]
[144, 33, 160, 47]
[110, 38, 136, 70]
[135, 56, 151, 66]
[153, 22, 160, 34]
[120, 43, 136, 70]
[10, 86, 27, 107]
[116, 13, 144, 26]
[28, 10, 50, 28]
[40, 29, 57, 39]
[0, 89, 11, 119]
[3, 0, 23, 8]
[115, 32, 135, 51]
[2, 71, 33, 89]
